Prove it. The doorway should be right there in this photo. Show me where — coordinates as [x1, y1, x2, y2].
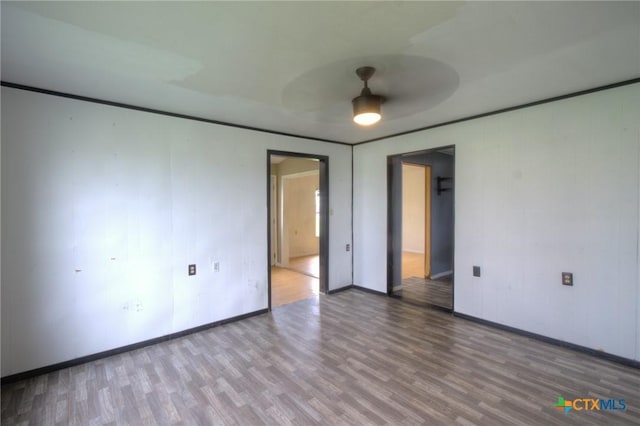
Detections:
[267, 150, 328, 310]
[400, 163, 431, 280]
[387, 147, 455, 310]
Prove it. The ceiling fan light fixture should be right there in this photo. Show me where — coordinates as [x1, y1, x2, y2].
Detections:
[352, 99, 382, 126]
[353, 111, 381, 126]
[352, 66, 384, 126]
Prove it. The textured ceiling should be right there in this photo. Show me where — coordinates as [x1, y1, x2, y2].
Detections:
[2, 1, 639, 144]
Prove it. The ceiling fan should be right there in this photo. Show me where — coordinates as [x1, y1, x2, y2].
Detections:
[352, 66, 385, 126]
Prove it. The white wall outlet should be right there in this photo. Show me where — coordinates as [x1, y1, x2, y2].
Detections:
[213, 261, 220, 272]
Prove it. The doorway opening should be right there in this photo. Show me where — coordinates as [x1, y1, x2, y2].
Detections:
[387, 147, 454, 310]
[268, 150, 329, 309]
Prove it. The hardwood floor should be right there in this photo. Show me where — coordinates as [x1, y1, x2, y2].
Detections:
[402, 251, 425, 279]
[271, 255, 320, 308]
[270, 266, 318, 308]
[286, 255, 319, 278]
[3, 289, 639, 425]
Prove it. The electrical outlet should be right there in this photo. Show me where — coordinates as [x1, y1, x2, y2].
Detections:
[562, 272, 573, 286]
[214, 262, 220, 273]
[188, 264, 196, 276]
[473, 266, 481, 277]
[346, 244, 350, 252]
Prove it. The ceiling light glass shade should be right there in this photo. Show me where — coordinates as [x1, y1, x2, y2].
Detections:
[353, 111, 381, 126]
[352, 92, 383, 126]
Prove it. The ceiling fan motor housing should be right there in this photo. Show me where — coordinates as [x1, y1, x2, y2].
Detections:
[352, 92, 384, 113]
[352, 66, 384, 125]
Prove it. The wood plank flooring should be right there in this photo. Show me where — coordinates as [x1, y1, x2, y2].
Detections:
[395, 276, 453, 310]
[398, 252, 453, 309]
[3, 289, 640, 425]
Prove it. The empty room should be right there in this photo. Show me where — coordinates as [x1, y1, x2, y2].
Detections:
[2, 2, 639, 425]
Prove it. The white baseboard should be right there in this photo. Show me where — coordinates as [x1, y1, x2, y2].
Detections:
[431, 270, 453, 280]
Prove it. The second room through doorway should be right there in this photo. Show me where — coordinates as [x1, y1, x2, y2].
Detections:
[270, 155, 321, 308]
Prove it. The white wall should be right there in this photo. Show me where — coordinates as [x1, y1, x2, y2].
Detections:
[354, 83, 640, 361]
[1, 87, 353, 376]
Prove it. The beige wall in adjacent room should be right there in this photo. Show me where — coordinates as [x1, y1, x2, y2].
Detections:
[284, 173, 319, 258]
[402, 164, 425, 253]
[278, 157, 320, 176]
